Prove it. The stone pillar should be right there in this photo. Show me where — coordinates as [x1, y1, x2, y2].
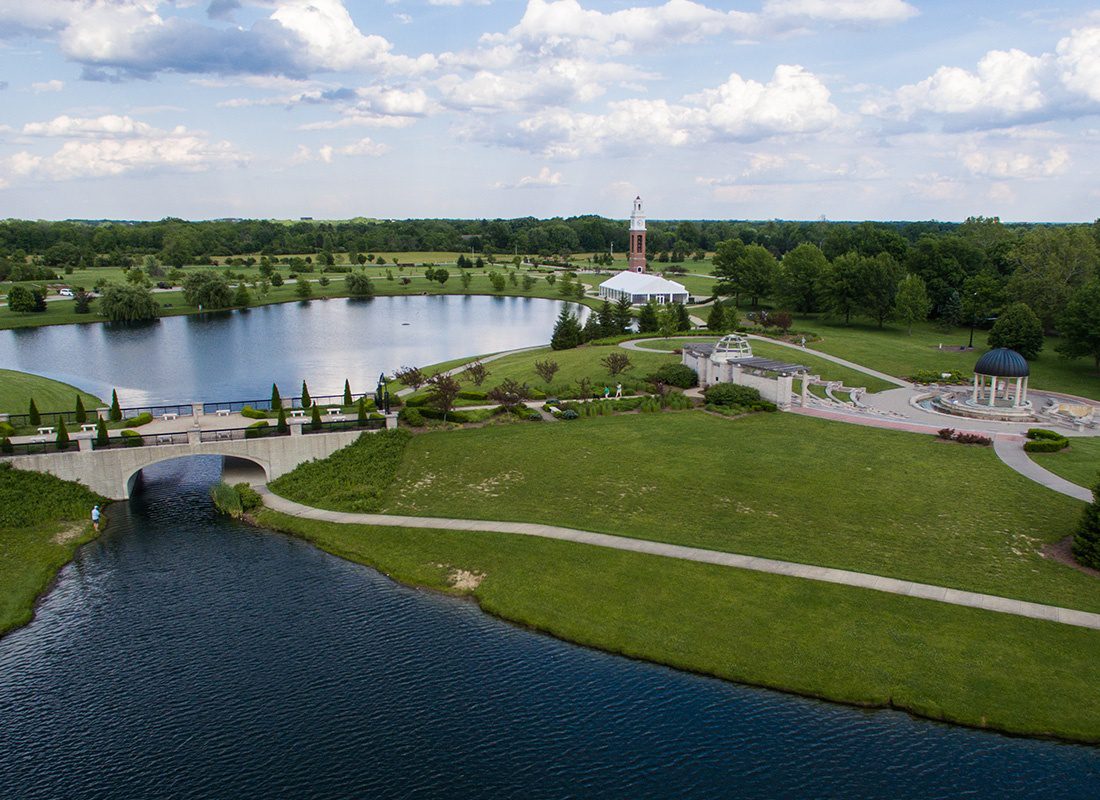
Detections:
[96, 407, 109, 420]
[801, 375, 810, 406]
[0, 413, 8, 424]
[192, 402, 205, 417]
[1013, 377, 1023, 408]
[988, 378, 997, 407]
[385, 413, 399, 430]
[187, 426, 201, 445]
[76, 434, 93, 452]
[971, 376, 979, 403]
[1021, 377, 1029, 405]
[289, 419, 304, 436]
[776, 375, 793, 411]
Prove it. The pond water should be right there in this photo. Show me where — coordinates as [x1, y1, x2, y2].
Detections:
[0, 295, 587, 406]
[1, 457, 1098, 799]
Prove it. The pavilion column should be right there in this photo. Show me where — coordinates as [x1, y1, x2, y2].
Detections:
[1022, 377, 1029, 405]
[988, 377, 997, 407]
[971, 376, 980, 403]
[1013, 376, 1023, 408]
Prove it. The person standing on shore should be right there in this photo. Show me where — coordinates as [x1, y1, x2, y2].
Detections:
[91, 505, 100, 532]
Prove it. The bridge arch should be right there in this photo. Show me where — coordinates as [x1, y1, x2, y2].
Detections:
[123, 451, 273, 499]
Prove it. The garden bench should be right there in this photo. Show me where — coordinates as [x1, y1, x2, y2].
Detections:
[215, 409, 231, 417]
[162, 412, 178, 421]
[215, 430, 233, 441]
[156, 434, 174, 445]
[326, 407, 341, 416]
[37, 426, 55, 436]
[80, 424, 97, 433]
[290, 409, 306, 418]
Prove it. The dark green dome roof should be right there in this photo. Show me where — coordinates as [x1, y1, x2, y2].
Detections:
[974, 348, 1029, 378]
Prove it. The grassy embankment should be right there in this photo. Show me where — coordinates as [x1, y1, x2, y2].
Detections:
[399, 342, 681, 403]
[0, 465, 105, 637]
[0, 369, 103, 415]
[260, 418, 1100, 741]
[0, 268, 604, 331]
[271, 412, 1095, 613]
[1030, 438, 1100, 490]
[776, 316, 1100, 400]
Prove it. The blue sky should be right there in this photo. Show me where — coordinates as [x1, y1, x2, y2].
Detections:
[1, 0, 1098, 221]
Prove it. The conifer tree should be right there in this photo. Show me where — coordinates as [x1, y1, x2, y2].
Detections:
[29, 398, 41, 427]
[96, 418, 109, 447]
[1072, 481, 1100, 570]
[270, 383, 282, 411]
[637, 301, 660, 333]
[301, 380, 312, 408]
[707, 302, 727, 333]
[55, 418, 70, 450]
[343, 379, 353, 407]
[75, 395, 87, 424]
[276, 407, 288, 434]
[357, 397, 367, 425]
[310, 404, 322, 430]
[550, 306, 582, 350]
[110, 390, 122, 422]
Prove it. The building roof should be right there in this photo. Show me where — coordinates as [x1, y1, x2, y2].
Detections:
[682, 342, 807, 374]
[974, 347, 1030, 377]
[598, 271, 687, 295]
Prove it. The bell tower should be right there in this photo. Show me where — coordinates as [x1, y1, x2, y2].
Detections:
[628, 196, 646, 273]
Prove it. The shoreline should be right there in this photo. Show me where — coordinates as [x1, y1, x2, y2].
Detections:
[252, 507, 1100, 747]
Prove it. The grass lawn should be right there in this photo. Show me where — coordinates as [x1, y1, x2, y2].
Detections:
[785, 317, 1100, 400]
[0, 466, 105, 637]
[401, 343, 679, 400]
[257, 510, 1100, 742]
[630, 337, 897, 393]
[1030, 438, 1100, 491]
[272, 411, 1098, 611]
[0, 369, 103, 415]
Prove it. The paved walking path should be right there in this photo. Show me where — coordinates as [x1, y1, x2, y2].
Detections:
[395, 344, 545, 397]
[258, 487, 1100, 631]
[993, 438, 1093, 502]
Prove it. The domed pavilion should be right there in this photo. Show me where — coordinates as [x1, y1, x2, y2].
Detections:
[971, 348, 1030, 409]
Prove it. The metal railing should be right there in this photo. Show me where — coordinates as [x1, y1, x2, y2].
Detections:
[203, 393, 379, 414]
[199, 426, 292, 443]
[5, 403, 194, 429]
[92, 432, 190, 450]
[0, 440, 79, 457]
[301, 417, 386, 435]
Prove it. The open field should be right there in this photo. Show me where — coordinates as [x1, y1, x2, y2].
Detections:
[785, 317, 1100, 400]
[0, 369, 103, 415]
[272, 411, 1096, 611]
[1030, 438, 1100, 491]
[257, 509, 1100, 742]
[0, 466, 104, 636]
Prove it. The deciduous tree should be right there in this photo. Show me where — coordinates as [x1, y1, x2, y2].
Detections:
[988, 302, 1043, 359]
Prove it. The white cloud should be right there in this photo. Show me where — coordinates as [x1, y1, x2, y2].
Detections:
[864, 26, 1100, 130]
[763, 0, 917, 24]
[489, 65, 840, 156]
[292, 137, 389, 163]
[960, 146, 1070, 178]
[493, 166, 564, 189]
[5, 115, 245, 181]
[340, 137, 388, 157]
[30, 79, 64, 93]
[429, 0, 491, 5]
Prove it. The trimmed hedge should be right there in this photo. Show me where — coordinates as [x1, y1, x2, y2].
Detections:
[648, 363, 698, 389]
[1024, 428, 1069, 453]
[703, 383, 762, 407]
[241, 406, 268, 420]
[120, 430, 144, 447]
[400, 407, 425, 427]
[120, 412, 153, 427]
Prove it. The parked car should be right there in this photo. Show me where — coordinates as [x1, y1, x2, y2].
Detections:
[58, 288, 74, 297]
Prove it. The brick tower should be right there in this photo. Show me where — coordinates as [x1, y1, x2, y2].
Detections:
[628, 196, 647, 273]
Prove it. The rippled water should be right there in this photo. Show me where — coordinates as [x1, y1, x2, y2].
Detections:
[1, 458, 1098, 799]
[0, 295, 585, 405]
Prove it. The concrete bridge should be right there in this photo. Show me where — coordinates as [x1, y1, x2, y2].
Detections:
[6, 417, 396, 499]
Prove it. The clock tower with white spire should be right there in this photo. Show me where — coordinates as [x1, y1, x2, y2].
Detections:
[628, 196, 647, 273]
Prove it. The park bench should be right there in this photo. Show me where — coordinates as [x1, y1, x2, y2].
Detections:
[162, 412, 178, 421]
[80, 424, 97, 433]
[37, 426, 55, 436]
[215, 409, 231, 417]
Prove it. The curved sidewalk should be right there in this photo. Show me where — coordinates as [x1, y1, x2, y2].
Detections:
[258, 487, 1100, 632]
[993, 438, 1093, 502]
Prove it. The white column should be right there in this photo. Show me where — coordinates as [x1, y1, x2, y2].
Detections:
[971, 376, 979, 403]
[988, 377, 997, 407]
[1013, 377, 1022, 408]
[1022, 377, 1029, 405]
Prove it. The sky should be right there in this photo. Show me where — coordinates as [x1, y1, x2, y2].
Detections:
[0, 0, 1098, 222]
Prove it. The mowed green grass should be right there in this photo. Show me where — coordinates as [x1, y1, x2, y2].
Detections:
[0, 369, 103, 415]
[404, 343, 679, 400]
[0, 467, 105, 636]
[258, 510, 1100, 742]
[630, 337, 897, 393]
[1030, 438, 1100, 491]
[793, 317, 1100, 400]
[366, 412, 1096, 611]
